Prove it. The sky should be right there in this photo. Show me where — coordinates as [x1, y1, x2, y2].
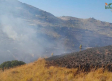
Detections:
[19, 0, 112, 23]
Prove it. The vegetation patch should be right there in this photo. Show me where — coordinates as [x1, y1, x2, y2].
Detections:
[0, 60, 25, 71]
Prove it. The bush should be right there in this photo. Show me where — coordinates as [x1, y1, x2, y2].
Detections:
[0, 60, 25, 71]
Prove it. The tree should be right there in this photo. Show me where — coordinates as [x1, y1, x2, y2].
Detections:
[11, 60, 19, 67]
[5, 61, 11, 69]
[18, 61, 26, 65]
[11, 60, 25, 67]
[79, 44, 82, 51]
[51, 53, 54, 56]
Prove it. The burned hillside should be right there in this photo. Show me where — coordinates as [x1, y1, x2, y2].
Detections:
[46, 45, 112, 71]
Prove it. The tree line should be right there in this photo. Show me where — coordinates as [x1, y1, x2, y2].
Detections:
[0, 60, 25, 71]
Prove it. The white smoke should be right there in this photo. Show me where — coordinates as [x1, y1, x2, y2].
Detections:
[0, 0, 69, 63]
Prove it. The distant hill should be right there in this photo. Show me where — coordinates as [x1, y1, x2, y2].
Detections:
[0, 0, 112, 63]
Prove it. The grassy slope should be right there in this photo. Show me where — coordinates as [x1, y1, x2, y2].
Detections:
[0, 58, 112, 81]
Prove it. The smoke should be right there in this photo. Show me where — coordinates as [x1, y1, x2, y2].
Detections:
[0, 0, 69, 63]
[0, 15, 40, 62]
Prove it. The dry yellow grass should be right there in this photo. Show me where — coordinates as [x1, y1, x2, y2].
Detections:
[0, 58, 112, 81]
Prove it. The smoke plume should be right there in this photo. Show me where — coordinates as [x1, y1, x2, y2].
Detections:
[0, 0, 68, 63]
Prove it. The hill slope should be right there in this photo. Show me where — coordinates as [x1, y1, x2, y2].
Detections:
[0, 0, 112, 63]
[0, 58, 112, 81]
[46, 45, 112, 71]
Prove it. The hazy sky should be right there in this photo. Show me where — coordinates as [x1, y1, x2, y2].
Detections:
[19, 0, 112, 23]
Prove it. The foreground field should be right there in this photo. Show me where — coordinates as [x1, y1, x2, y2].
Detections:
[0, 58, 112, 81]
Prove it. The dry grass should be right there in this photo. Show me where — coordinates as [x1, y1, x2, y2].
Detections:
[0, 58, 112, 81]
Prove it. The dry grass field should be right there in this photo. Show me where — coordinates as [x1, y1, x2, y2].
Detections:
[0, 58, 112, 81]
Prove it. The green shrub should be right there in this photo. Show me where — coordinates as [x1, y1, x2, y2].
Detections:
[0, 60, 25, 71]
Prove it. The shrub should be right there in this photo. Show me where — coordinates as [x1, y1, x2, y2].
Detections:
[0, 60, 25, 71]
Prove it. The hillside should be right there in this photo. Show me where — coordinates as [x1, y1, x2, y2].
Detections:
[1, 45, 112, 81]
[0, 58, 112, 81]
[46, 45, 112, 72]
[0, 0, 112, 63]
